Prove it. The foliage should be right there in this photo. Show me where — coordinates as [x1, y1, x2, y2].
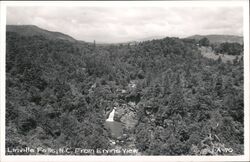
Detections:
[199, 37, 210, 47]
[6, 31, 244, 155]
[214, 42, 243, 55]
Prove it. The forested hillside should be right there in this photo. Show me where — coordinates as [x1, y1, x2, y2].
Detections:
[188, 35, 243, 44]
[6, 27, 244, 155]
[7, 25, 77, 42]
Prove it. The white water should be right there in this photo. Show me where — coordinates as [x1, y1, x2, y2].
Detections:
[106, 107, 116, 122]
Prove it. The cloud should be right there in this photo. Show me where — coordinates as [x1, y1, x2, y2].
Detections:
[7, 6, 243, 43]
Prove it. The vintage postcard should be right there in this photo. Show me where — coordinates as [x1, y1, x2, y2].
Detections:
[0, 0, 249, 162]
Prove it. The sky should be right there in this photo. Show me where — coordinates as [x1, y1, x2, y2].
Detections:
[7, 6, 243, 43]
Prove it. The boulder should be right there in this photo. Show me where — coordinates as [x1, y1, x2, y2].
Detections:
[120, 111, 137, 129]
[114, 104, 137, 130]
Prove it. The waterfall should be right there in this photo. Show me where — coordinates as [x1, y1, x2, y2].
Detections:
[106, 107, 116, 122]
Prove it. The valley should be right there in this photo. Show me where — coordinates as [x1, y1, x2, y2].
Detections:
[5, 25, 244, 155]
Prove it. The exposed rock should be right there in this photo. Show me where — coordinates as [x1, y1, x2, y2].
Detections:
[114, 104, 127, 121]
[109, 139, 116, 145]
[128, 80, 137, 89]
[114, 104, 137, 130]
[122, 133, 128, 138]
[120, 111, 137, 129]
[128, 101, 136, 107]
[108, 81, 140, 132]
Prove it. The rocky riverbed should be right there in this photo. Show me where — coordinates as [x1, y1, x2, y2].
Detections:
[104, 80, 141, 155]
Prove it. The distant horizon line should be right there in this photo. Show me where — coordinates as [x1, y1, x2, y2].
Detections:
[6, 24, 244, 44]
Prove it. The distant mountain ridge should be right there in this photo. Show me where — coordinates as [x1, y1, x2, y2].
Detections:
[6, 25, 244, 45]
[187, 34, 243, 44]
[6, 25, 77, 42]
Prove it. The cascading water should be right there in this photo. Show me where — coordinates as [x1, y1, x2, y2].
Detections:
[106, 107, 116, 122]
[105, 107, 123, 138]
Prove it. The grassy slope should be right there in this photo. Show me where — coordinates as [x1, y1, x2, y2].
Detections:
[199, 47, 242, 63]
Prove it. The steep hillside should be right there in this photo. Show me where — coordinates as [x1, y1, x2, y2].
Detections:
[7, 25, 77, 42]
[6, 27, 244, 155]
[188, 34, 243, 44]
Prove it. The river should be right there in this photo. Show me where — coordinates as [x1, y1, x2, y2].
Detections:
[105, 107, 123, 138]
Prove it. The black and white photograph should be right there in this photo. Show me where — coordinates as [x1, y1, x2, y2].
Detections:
[0, 0, 249, 162]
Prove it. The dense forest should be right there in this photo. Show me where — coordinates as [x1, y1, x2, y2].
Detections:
[6, 27, 244, 155]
